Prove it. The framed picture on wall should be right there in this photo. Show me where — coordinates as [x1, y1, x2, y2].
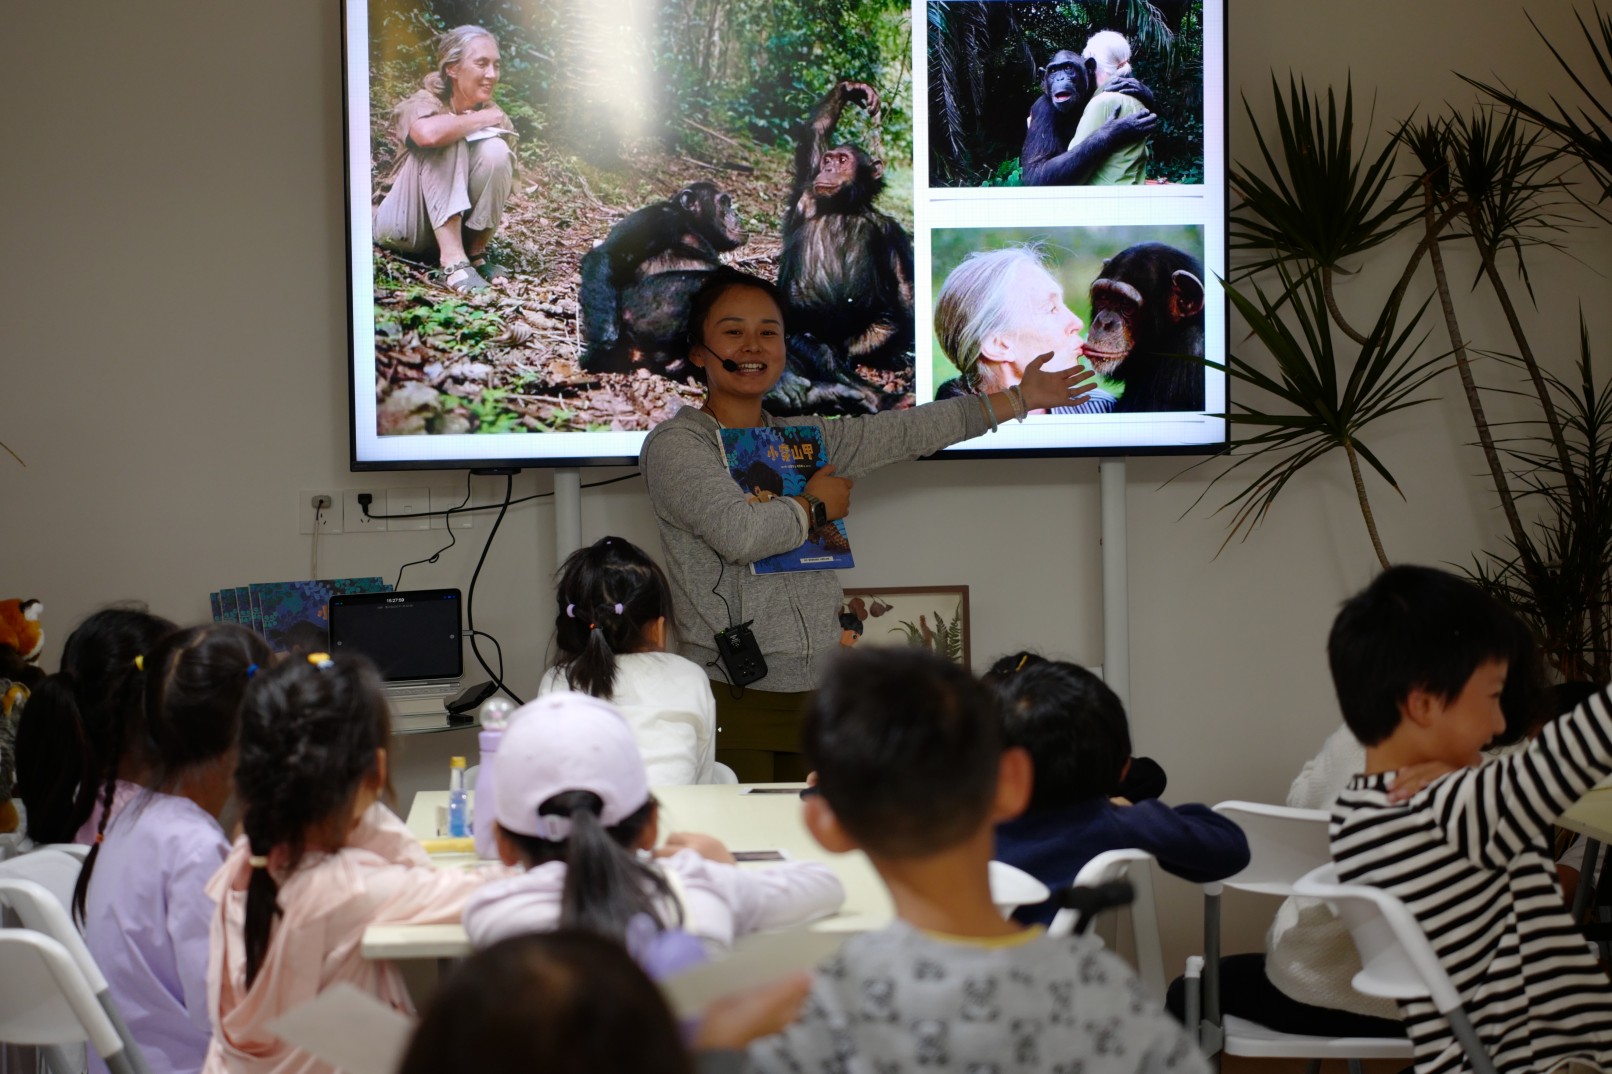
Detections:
[840, 587, 970, 666]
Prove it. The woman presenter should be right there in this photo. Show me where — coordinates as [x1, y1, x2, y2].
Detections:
[640, 269, 1094, 781]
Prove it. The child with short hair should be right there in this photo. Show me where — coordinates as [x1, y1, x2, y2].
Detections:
[993, 660, 1248, 925]
[205, 652, 504, 1074]
[462, 691, 843, 951]
[79, 622, 272, 1074]
[542, 535, 716, 785]
[400, 930, 811, 1074]
[14, 606, 174, 844]
[748, 647, 1206, 1074]
[1327, 565, 1612, 1074]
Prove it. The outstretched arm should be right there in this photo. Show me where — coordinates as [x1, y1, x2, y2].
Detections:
[791, 80, 880, 208]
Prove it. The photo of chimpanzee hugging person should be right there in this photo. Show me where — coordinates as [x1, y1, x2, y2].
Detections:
[929, 226, 1205, 413]
[363, 0, 917, 437]
[928, 0, 1204, 187]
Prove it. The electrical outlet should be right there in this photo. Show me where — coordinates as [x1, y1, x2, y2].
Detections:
[345, 489, 386, 532]
[299, 490, 342, 535]
[430, 487, 473, 530]
[387, 488, 431, 531]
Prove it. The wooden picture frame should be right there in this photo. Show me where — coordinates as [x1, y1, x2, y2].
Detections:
[840, 586, 971, 666]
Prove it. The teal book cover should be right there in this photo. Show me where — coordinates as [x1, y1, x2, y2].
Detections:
[249, 578, 390, 653]
[720, 426, 853, 574]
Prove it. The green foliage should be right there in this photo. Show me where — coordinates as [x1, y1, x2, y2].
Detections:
[1462, 7, 1612, 204]
[439, 388, 529, 433]
[1185, 265, 1445, 552]
[888, 607, 966, 663]
[375, 290, 506, 354]
[1230, 76, 1418, 287]
[1467, 320, 1612, 680]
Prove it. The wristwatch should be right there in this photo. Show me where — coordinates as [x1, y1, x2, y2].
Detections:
[800, 492, 829, 530]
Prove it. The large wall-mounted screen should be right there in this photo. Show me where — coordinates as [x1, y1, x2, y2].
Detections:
[345, 0, 1225, 469]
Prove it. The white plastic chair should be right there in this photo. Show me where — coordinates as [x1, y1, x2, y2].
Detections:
[0, 845, 89, 913]
[1184, 802, 1410, 1073]
[1047, 848, 1166, 997]
[986, 860, 1049, 917]
[0, 876, 153, 1074]
[0, 927, 145, 1074]
[1294, 864, 1498, 1074]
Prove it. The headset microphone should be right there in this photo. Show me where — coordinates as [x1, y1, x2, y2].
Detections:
[694, 341, 742, 373]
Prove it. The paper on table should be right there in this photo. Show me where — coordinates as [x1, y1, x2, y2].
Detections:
[661, 928, 843, 1019]
[268, 983, 415, 1074]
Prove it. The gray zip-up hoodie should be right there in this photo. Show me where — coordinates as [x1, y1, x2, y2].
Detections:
[639, 398, 989, 692]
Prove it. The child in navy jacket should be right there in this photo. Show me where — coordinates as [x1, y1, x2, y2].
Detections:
[992, 660, 1249, 925]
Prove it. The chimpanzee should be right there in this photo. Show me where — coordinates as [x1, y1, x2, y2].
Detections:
[1021, 50, 1157, 186]
[578, 182, 748, 375]
[771, 80, 914, 416]
[1081, 243, 1205, 413]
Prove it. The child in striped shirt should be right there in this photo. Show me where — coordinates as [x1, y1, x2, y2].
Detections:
[1326, 565, 1612, 1074]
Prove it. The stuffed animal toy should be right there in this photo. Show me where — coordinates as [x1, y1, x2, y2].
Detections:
[0, 598, 44, 834]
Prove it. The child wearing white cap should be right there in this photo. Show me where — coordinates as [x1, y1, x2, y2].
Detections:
[462, 691, 844, 951]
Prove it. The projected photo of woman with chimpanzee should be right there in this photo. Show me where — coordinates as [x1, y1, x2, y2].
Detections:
[928, 226, 1206, 414]
[361, 0, 916, 438]
[927, 1, 1204, 188]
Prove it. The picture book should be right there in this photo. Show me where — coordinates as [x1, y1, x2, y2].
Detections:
[208, 591, 223, 624]
[720, 426, 853, 574]
[248, 577, 390, 654]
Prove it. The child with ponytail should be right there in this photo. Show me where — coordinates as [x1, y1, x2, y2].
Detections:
[77, 622, 271, 1074]
[205, 652, 504, 1074]
[541, 536, 716, 785]
[14, 606, 174, 844]
[462, 692, 844, 951]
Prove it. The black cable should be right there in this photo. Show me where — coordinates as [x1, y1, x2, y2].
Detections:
[392, 472, 474, 590]
[467, 475, 523, 705]
[463, 628, 505, 688]
[361, 471, 642, 521]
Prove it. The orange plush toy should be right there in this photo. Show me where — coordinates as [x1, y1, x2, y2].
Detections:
[0, 598, 44, 834]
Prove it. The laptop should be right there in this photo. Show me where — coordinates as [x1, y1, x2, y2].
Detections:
[328, 588, 464, 728]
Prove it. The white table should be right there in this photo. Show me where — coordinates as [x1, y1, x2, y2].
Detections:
[362, 783, 891, 960]
[362, 784, 1048, 961]
[1559, 779, 1612, 921]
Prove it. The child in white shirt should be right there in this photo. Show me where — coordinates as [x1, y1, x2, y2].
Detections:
[540, 535, 716, 785]
[463, 691, 843, 951]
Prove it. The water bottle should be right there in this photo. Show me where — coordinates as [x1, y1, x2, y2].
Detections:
[473, 695, 516, 859]
[447, 755, 469, 838]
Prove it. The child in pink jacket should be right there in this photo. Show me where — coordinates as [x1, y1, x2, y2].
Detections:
[204, 653, 505, 1074]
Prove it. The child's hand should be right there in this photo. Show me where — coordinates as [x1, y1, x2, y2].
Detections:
[1387, 761, 1459, 802]
[1109, 796, 1133, 807]
[657, 831, 737, 865]
[693, 971, 813, 1050]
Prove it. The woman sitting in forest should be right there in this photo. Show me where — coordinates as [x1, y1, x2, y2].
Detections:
[373, 24, 516, 293]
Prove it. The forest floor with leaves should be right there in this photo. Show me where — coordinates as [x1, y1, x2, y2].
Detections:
[372, 135, 912, 436]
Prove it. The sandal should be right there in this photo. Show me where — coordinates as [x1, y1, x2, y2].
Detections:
[439, 260, 487, 293]
[469, 254, 511, 281]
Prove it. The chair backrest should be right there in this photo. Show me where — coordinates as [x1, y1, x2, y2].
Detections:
[0, 845, 88, 914]
[1051, 848, 1166, 997]
[0, 928, 125, 1061]
[1212, 801, 1331, 896]
[1292, 864, 1459, 1009]
[0, 877, 109, 993]
[987, 860, 1050, 916]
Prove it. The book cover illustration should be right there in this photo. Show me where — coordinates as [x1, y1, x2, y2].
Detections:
[208, 592, 223, 624]
[248, 577, 390, 654]
[720, 426, 853, 574]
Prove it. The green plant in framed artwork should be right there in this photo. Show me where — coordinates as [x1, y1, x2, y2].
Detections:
[841, 587, 971, 666]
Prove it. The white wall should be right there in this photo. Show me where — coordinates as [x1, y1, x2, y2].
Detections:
[3, 0, 1606, 964]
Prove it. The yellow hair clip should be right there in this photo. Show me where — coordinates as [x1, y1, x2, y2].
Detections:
[307, 652, 335, 669]
[133, 654, 144, 671]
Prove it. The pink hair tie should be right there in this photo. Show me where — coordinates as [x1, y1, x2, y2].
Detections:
[613, 603, 624, 615]
[566, 603, 576, 618]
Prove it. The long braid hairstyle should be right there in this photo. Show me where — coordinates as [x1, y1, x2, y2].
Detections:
[551, 536, 676, 699]
[235, 653, 391, 987]
[71, 622, 271, 923]
[14, 607, 174, 845]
